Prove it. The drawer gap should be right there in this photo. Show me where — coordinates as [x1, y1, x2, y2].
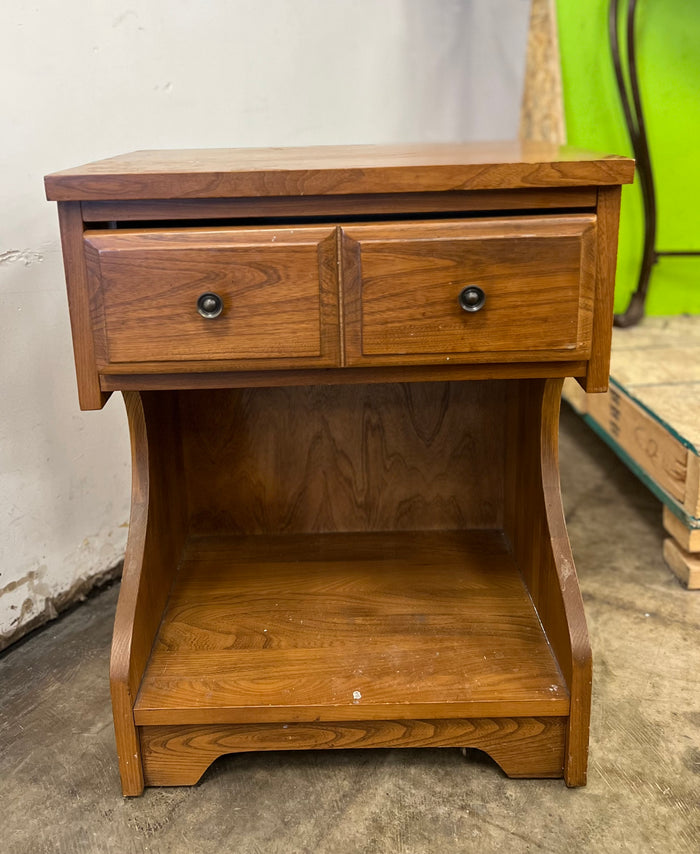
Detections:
[82, 207, 597, 231]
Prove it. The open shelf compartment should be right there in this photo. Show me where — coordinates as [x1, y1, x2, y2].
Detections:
[134, 530, 569, 726]
[113, 379, 591, 793]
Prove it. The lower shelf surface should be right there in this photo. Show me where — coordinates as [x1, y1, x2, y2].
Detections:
[134, 530, 569, 726]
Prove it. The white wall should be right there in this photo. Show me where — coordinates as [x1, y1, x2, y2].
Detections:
[0, 0, 530, 647]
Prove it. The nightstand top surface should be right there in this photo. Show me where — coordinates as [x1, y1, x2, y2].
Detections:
[45, 142, 634, 201]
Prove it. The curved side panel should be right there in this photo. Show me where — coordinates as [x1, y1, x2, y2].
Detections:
[110, 392, 149, 797]
[540, 380, 593, 787]
[139, 717, 567, 788]
[110, 391, 187, 796]
[504, 378, 592, 787]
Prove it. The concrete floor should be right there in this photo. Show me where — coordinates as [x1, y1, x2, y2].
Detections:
[1, 406, 699, 854]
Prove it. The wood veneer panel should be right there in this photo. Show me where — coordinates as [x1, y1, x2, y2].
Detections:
[580, 186, 622, 392]
[99, 357, 590, 378]
[99, 361, 588, 391]
[45, 142, 634, 201]
[179, 382, 504, 535]
[134, 530, 569, 726]
[79, 188, 598, 222]
[140, 717, 567, 786]
[84, 226, 339, 368]
[56, 202, 107, 410]
[342, 216, 596, 366]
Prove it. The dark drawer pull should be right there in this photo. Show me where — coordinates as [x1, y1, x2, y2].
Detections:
[197, 292, 223, 318]
[458, 286, 486, 313]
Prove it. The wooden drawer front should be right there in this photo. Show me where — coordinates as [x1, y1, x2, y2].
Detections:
[84, 227, 339, 367]
[342, 216, 596, 365]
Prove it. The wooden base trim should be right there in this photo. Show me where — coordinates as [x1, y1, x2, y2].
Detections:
[100, 361, 587, 393]
[139, 717, 566, 788]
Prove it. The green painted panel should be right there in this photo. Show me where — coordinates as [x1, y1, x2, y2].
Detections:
[556, 0, 700, 314]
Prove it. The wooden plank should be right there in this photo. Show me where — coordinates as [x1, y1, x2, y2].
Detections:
[566, 315, 700, 591]
[584, 382, 688, 502]
[56, 202, 108, 410]
[624, 383, 700, 455]
[179, 383, 505, 536]
[611, 315, 700, 351]
[98, 352, 591, 375]
[99, 361, 588, 391]
[520, 0, 566, 145]
[662, 538, 700, 590]
[80, 188, 599, 222]
[663, 506, 700, 552]
[140, 717, 567, 787]
[566, 317, 700, 532]
[134, 530, 569, 726]
[686, 453, 700, 518]
[612, 350, 700, 386]
[580, 186, 621, 392]
[44, 142, 634, 201]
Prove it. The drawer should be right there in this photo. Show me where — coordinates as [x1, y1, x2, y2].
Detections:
[341, 215, 597, 366]
[84, 226, 339, 368]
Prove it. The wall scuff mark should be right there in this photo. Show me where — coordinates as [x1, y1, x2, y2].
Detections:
[0, 560, 123, 653]
[0, 249, 45, 267]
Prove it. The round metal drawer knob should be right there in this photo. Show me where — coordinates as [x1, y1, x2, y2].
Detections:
[197, 292, 223, 318]
[458, 285, 486, 313]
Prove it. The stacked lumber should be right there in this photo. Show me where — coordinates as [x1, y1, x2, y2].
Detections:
[563, 316, 700, 589]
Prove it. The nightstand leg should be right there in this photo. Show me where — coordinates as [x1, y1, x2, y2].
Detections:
[505, 378, 592, 786]
[110, 392, 188, 796]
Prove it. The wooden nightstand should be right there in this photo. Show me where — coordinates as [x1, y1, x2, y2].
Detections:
[46, 143, 633, 796]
